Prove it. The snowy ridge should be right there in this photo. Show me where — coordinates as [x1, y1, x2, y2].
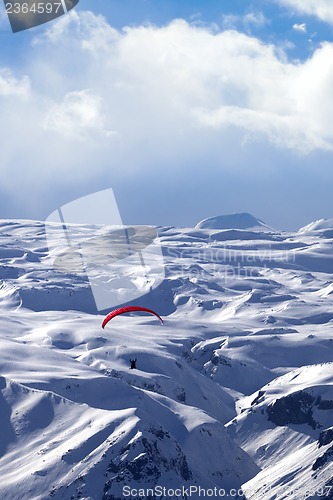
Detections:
[195, 213, 276, 232]
[1, 216, 333, 498]
[299, 218, 333, 233]
[228, 364, 333, 499]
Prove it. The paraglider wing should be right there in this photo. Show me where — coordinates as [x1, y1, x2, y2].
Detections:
[102, 305, 163, 329]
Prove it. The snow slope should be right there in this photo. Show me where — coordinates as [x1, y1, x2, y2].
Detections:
[1, 215, 333, 499]
[299, 218, 333, 233]
[228, 364, 333, 499]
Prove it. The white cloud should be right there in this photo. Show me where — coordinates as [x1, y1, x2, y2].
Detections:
[276, 0, 333, 25]
[2, 11, 333, 210]
[0, 68, 30, 97]
[222, 11, 267, 31]
[44, 90, 114, 139]
[293, 23, 307, 33]
[244, 12, 267, 28]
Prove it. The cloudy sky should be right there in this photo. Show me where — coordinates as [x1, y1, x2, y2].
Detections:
[0, 0, 333, 230]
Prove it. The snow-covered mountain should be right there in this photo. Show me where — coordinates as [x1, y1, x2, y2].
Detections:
[227, 364, 333, 499]
[298, 218, 333, 241]
[195, 212, 276, 232]
[1, 215, 333, 499]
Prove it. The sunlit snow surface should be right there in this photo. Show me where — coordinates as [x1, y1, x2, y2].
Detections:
[1, 215, 333, 499]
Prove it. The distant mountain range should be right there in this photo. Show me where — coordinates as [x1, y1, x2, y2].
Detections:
[0, 215, 332, 499]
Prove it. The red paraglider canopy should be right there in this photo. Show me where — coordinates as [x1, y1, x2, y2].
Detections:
[102, 305, 163, 329]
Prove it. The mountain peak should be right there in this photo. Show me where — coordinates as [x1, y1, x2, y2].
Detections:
[195, 212, 274, 231]
[298, 217, 333, 233]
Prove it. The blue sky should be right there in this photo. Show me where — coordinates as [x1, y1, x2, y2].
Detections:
[1, 0, 333, 230]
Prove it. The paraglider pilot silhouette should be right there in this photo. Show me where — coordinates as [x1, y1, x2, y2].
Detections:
[130, 358, 137, 369]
